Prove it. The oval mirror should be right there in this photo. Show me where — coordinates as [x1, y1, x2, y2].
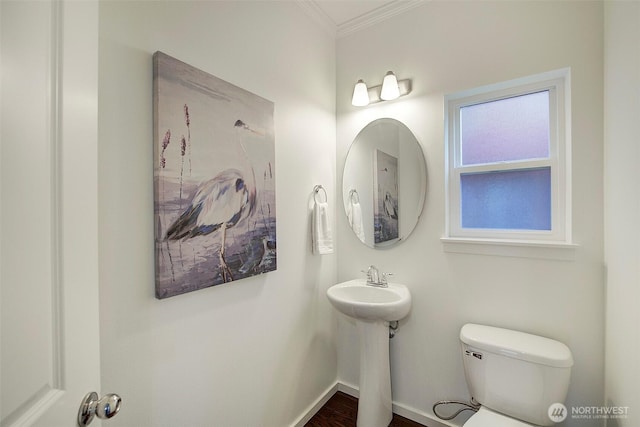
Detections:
[343, 118, 426, 248]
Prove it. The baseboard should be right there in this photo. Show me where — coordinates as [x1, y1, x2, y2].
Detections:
[291, 382, 339, 427]
[294, 380, 462, 427]
[336, 381, 359, 397]
[393, 400, 460, 427]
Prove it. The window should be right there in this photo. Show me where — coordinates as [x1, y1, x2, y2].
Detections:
[444, 69, 572, 247]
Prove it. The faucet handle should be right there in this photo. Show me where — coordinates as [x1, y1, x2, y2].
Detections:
[381, 272, 393, 283]
[362, 265, 382, 284]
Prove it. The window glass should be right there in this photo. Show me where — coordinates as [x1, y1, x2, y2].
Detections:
[460, 91, 550, 165]
[460, 167, 551, 230]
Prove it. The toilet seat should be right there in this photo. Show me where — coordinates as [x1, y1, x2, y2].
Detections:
[464, 406, 536, 427]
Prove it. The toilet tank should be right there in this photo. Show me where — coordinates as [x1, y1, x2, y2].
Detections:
[460, 324, 573, 426]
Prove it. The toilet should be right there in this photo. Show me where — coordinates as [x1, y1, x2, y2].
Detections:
[460, 323, 574, 427]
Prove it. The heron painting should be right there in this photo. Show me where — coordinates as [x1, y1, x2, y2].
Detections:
[373, 149, 399, 244]
[153, 52, 276, 299]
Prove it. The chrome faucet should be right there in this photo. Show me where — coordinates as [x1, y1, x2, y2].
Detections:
[364, 265, 389, 287]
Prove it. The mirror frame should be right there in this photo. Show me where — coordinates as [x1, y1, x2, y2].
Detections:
[342, 118, 427, 248]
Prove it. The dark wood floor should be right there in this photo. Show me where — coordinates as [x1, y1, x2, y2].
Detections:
[305, 391, 427, 427]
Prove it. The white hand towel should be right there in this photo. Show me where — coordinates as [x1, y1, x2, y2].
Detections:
[312, 201, 334, 255]
[347, 200, 365, 242]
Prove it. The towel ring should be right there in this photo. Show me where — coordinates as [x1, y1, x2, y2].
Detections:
[349, 189, 360, 203]
[313, 185, 328, 203]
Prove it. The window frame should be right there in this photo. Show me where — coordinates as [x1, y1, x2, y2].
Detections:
[444, 69, 572, 245]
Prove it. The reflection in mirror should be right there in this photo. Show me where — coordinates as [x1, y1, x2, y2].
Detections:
[343, 118, 427, 248]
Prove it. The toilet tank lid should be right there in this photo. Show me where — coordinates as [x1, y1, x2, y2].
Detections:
[460, 324, 574, 368]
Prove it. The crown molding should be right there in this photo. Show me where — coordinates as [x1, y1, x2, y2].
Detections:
[295, 0, 337, 38]
[296, 0, 425, 39]
[336, 0, 425, 38]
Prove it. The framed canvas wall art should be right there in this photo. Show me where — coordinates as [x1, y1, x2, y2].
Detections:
[153, 52, 276, 299]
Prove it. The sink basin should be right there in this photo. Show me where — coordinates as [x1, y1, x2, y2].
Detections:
[327, 279, 411, 322]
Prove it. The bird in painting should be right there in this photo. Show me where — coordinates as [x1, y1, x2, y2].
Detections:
[383, 191, 398, 220]
[378, 166, 398, 220]
[165, 119, 259, 283]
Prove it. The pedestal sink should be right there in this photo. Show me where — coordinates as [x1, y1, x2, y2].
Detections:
[327, 279, 412, 427]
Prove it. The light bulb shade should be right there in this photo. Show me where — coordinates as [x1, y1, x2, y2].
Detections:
[351, 79, 370, 106]
[380, 71, 400, 101]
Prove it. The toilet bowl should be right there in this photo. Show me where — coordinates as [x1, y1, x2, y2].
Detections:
[460, 324, 573, 427]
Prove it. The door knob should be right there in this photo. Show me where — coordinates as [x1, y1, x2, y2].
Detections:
[78, 392, 122, 426]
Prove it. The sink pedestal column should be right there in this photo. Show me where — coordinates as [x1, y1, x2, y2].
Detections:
[356, 320, 392, 427]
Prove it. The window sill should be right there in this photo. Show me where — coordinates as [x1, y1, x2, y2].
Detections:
[440, 237, 578, 261]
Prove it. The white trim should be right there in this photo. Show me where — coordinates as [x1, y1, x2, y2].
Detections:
[338, 382, 457, 427]
[441, 237, 578, 261]
[336, 0, 425, 38]
[444, 68, 572, 247]
[294, 0, 336, 38]
[49, 0, 64, 392]
[296, 0, 425, 39]
[294, 381, 457, 427]
[445, 68, 571, 102]
[393, 401, 460, 427]
[2, 388, 64, 427]
[337, 381, 359, 397]
[291, 382, 338, 427]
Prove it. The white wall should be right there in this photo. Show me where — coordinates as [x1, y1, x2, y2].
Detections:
[336, 2, 605, 426]
[98, 2, 337, 426]
[604, 2, 640, 427]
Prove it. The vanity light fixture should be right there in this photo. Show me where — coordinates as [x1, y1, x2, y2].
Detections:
[351, 71, 411, 107]
[351, 79, 370, 107]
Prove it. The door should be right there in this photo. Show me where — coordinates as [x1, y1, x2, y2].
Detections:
[1, 1, 102, 426]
